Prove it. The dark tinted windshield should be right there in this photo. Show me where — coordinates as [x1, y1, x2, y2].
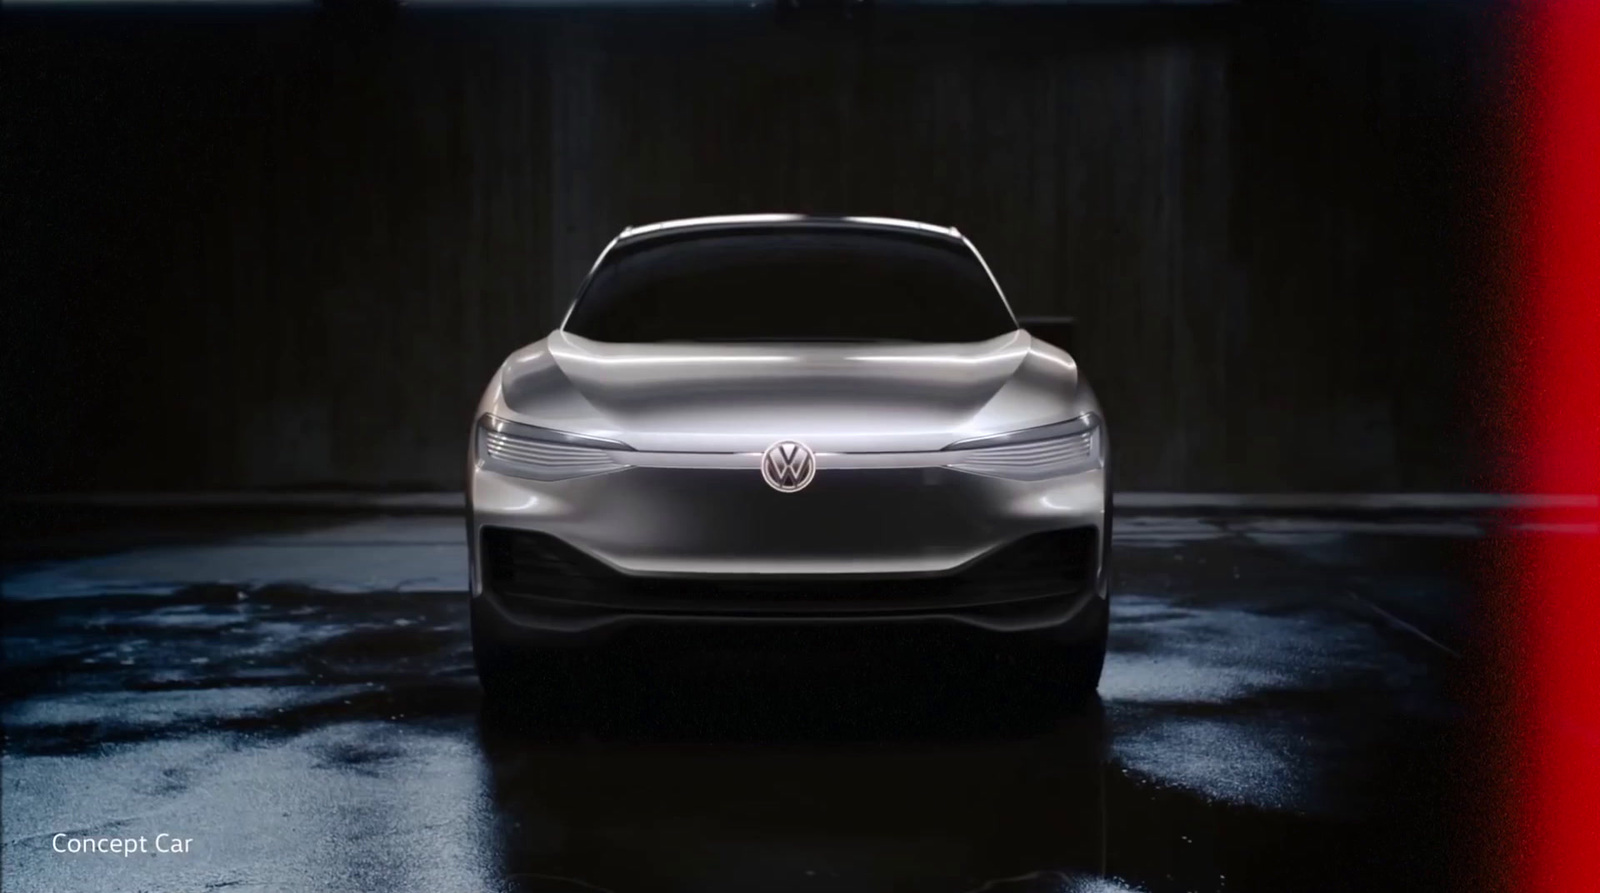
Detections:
[563, 230, 1016, 343]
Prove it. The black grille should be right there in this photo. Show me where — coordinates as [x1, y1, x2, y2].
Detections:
[481, 526, 1096, 618]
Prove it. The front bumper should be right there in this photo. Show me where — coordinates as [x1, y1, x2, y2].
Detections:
[468, 461, 1108, 638]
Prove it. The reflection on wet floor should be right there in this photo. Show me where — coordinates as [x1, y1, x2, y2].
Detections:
[0, 512, 1467, 892]
[478, 686, 1111, 893]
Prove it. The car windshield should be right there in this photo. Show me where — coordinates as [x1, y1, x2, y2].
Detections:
[562, 229, 1017, 343]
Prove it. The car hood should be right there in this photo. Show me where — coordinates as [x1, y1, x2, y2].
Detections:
[491, 330, 1083, 453]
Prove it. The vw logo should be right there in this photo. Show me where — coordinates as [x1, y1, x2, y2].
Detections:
[761, 441, 816, 493]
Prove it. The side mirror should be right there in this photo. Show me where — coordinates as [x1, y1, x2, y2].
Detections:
[1018, 315, 1076, 354]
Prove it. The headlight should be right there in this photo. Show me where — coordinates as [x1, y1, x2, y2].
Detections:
[475, 415, 631, 481]
[942, 413, 1103, 481]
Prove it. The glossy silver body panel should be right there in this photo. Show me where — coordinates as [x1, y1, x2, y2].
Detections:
[471, 464, 1105, 578]
[495, 330, 1083, 454]
[467, 215, 1109, 634]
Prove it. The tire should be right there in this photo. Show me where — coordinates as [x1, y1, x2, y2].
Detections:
[1033, 598, 1110, 712]
[470, 608, 521, 704]
[471, 599, 584, 727]
[1072, 601, 1111, 695]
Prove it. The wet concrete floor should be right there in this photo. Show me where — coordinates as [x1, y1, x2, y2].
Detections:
[1, 510, 1478, 892]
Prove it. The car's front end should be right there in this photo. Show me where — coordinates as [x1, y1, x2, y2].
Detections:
[467, 216, 1110, 701]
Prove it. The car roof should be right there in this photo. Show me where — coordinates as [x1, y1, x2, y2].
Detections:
[613, 214, 964, 246]
[567, 213, 1016, 328]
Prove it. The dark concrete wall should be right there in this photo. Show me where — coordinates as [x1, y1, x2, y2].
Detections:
[3, 4, 1502, 493]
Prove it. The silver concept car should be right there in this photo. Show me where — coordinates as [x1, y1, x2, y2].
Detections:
[467, 214, 1110, 705]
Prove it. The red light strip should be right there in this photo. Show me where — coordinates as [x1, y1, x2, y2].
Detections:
[1514, 2, 1600, 891]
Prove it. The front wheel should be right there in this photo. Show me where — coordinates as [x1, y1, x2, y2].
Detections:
[1031, 598, 1110, 711]
[471, 599, 585, 724]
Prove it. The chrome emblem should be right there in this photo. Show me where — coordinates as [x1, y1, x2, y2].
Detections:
[761, 441, 816, 493]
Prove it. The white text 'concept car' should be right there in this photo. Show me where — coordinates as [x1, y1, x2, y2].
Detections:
[467, 215, 1111, 709]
